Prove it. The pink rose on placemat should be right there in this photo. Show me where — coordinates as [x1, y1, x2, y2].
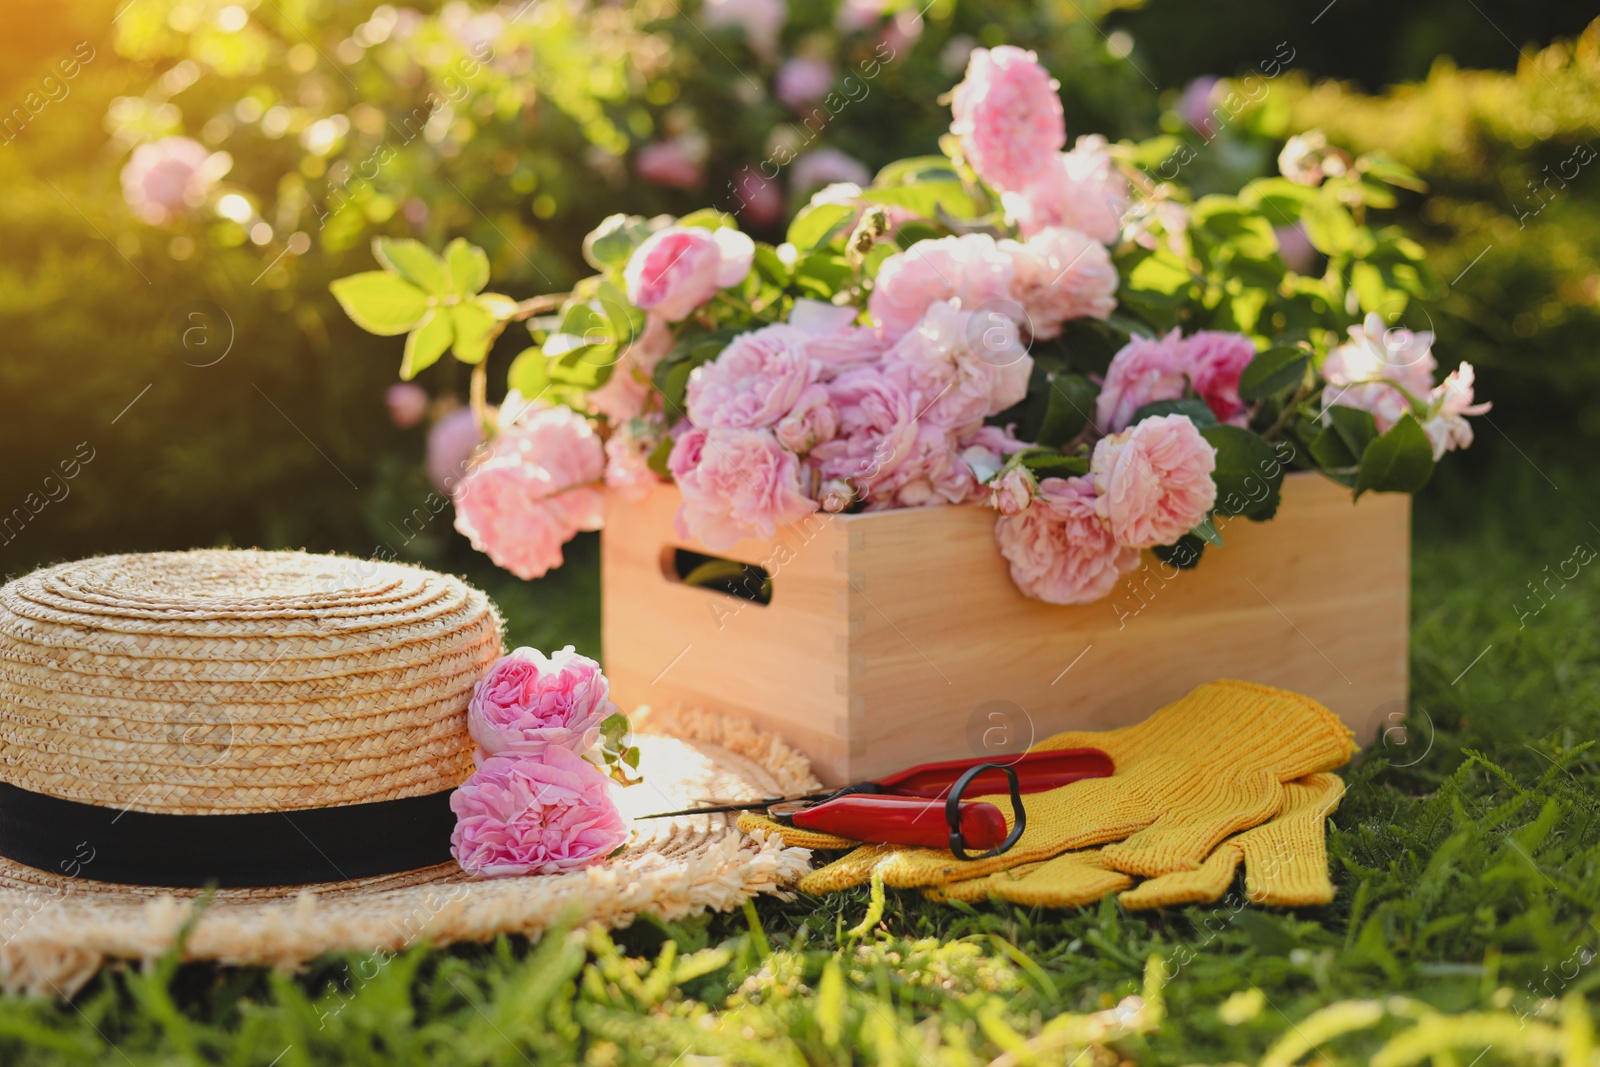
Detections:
[1094, 330, 1193, 434]
[995, 475, 1139, 604]
[868, 234, 1017, 341]
[452, 406, 605, 579]
[1005, 226, 1118, 339]
[625, 225, 755, 322]
[1186, 331, 1257, 426]
[686, 324, 820, 429]
[949, 46, 1064, 192]
[450, 748, 629, 879]
[1091, 414, 1217, 549]
[674, 428, 816, 548]
[468, 645, 617, 759]
[1004, 136, 1129, 244]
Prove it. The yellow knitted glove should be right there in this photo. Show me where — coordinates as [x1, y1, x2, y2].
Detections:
[798, 680, 1354, 895]
[929, 773, 1345, 910]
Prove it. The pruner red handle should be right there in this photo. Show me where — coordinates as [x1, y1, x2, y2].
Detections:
[871, 748, 1113, 799]
[778, 795, 1008, 852]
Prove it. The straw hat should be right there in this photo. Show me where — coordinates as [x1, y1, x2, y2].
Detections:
[0, 551, 815, 995]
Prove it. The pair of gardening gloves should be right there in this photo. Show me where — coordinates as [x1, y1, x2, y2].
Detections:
[739, 680, 1356, 910]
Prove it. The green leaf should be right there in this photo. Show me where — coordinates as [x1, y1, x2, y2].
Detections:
[1239, 346, 1309, 400]
[1190, 518, 1224, 547]
[450, 302, 497, 364]
[787, 202, 855, 253]
[507, 347, 548, 400]
[646, 434, 675, 478]
[1131, 397, 1217, 428]
[1301, 198, 1358, 256]
[1017, 451, 1089, 478]
[792, 251, 853, 298]
[373, 237, 449, 295]
[872, 155, 960, 186]
[329, 272, 429, 336]
[1325, 404, 1379, 458]
[400, 309, 453, 379]
[444, 238, 490, 296]
[1354, 413, 1434, 498]
[678, 207, 733, 230]
[1124, 247, 1195, 302]
[1239, 177, 1318, 224]
[1201, 425, 1285, 521]
[1153, 535, 1206, 570]
[1307, 424, 1358, 470]
[1035, 374, 1098, 447]
[863, 180, 980, 221]
[583, 213, 654, 271]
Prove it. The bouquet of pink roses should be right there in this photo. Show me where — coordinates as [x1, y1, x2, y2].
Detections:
[333, 46, 1486, 606]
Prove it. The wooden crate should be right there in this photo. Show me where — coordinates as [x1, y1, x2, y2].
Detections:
[602, 472, 1409, 785]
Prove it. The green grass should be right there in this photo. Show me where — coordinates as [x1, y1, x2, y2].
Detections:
[3, 450, 1596, 1065]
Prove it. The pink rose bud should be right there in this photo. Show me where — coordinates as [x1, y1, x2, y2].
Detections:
[624, 225, 755, 322]
[386, 382, 429, 429]
[467, 645, 618, 759]
[450, 748, 630, 878]
[990, 466, 1036, 516]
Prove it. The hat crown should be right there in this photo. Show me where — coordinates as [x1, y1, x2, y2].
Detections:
[0, 550, 502, 814]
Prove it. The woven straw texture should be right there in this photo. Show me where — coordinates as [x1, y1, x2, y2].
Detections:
[0, 550, 502, 813]
[0, 709, 818, 998]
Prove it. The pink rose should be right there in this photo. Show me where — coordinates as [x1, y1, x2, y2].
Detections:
[869, 234, 1017, 342]
[1275, 222, 1316, 274]
[990, 465, 1036, 516]
[624, 225, 755, 322]
[873, 423, 983, 509]
[1186, 331, 1257, 426]
[452, 406, 606, 579]
[1005, 227, 1118, 340]
[1091, 414, 1217, 549]
[636, 138, 705, 190]
[450, 748, 629, 879]
[426, 406, 486, 495]
[1422, 362, 1490, 459]
[790, 299, 886, 375]
[790, 148, 873, 196]
[468, 645, 616, 759]
[776, 56, 835, 110]
[121, 136, 231, 226]
[774, 383, 839, 452]
[587, 365, 649, 423]
[1094, 330, 1192, 434]
[387, 382, 429, 429]
[811, 369, 922, 499]
[673, 428, 816, 549]
[883, 299, 1032, 431]
[604, 421, 660, 500]
[702, 0, 785, 60]
[1320, 312, 1438, 434]
[995, 475, 1140, 604]
[949, 46, 1065, 192]
[686, 323, 820, 429]
[1176, 77, 1223, 138]
[1003, 136, 1129, 244]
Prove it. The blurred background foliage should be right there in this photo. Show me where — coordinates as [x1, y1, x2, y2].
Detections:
[0, 0, 1594, 585]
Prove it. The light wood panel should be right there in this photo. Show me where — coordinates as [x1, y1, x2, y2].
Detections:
[603, 473, 1409, 785]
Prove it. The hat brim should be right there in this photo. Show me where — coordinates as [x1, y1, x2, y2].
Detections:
[0, 709, 818, 997]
